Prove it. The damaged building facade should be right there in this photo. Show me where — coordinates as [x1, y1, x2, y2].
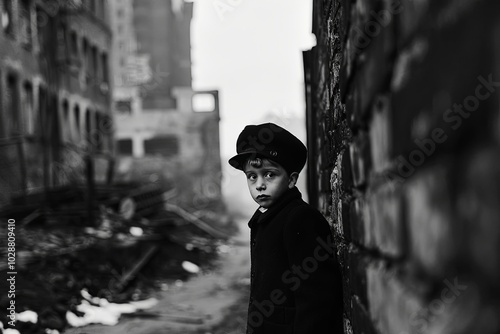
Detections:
[304, 0, 500, 333]
[0, 0, 114, 207]
[109, 0, 223, 210]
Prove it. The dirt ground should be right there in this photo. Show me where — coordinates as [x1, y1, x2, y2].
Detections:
[63, 220, 251, 334]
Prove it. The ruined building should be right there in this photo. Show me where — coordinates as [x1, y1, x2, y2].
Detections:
[304, 0, 500, 333]
[0, 0, 114, 207]
[109, 0, 222, 210]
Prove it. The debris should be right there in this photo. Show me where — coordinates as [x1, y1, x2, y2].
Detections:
[118, 197, 136, 220]
[165, 203, 228, 239]
[0, 182, 230, 333]
[130, 298, 158, 310]
[21, 208, 42, 226]
[115, 245, 160, 292]
[182, 261, 200, 274]
[4, 329, 21, 334]
[16, 310, 38, 324]
[129, 226, 144, 237]
[217, 244, 231, 254]
[66, 294, 158, 328]
[44, 329, 60, 334]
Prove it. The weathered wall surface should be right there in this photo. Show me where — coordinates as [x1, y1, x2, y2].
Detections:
[0, 0, 114, 206]
[304, 0, 500, 333]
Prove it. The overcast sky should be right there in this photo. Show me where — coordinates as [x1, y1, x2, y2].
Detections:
[191, 0, 314, 157]
[190, 0, 314, 214]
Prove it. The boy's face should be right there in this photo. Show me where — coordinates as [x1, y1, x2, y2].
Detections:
[244, 159, 297, 208]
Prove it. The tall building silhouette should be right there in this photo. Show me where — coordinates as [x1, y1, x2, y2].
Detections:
[108, 0, 223, 210]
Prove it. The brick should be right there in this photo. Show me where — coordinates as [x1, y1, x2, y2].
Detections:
[367, 262, 424, 334]
[458, 148, 500, 286]
[367, 183, 405, 257]
[406, 163, 457, 277]
[349, 197, 373, 248]
[395, 0, 430, 47]
[350, 187, 403, 255]
[392, 3, 499, 157]
[369, 95, 393, 174]
[345, 83, 360, 128]
[409, 277, 499, 334]
[344, 0, 396, 125]
[351, 296, 377, 334]
[425, 298, 500, 334]
[349, 131, 371, 188]
[349, 198, 362, 244]
[348, 249, 369, 308]
[337, 243, 352, 319]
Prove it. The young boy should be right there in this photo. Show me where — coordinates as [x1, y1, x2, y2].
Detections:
[229, 123, 343, 334]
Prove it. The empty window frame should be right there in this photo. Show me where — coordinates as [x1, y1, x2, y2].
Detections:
[84, 108, 92, 147]
[115, 100, 132, 114]
[74, 104, 80, 142]
[19, 0, 32, 47]
[22, 82, 34, 135]
[117, 138, 132, 156]
[192, 93, 216, 113]
[94, 112, 104, 151]
[91, 45, 99, 82]
[101, 52, 109, 84]
[37, 86, 47, 139]
[70, 30, 78, 57]
[61, 99, 69, 142]
[6, 75, 19, 137]
[144, 136, 179, 157]
[35, 6, 49, 52]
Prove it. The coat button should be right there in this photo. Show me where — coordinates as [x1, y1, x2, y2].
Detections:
[270, 150, 278, 156]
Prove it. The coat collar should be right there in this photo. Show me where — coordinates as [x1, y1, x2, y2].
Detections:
[248, 187, 302, 228]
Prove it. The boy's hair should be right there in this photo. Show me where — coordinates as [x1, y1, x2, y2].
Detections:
[244, 157, 286, 173]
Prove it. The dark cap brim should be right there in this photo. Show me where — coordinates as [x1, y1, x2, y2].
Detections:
[228, 151, 260, 171]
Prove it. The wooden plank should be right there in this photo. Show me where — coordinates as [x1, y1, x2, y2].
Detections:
[115, 244, 159, 292]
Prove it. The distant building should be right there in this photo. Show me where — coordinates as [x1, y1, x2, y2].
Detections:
[0, 0, 114, 206]
[108, 0, 223, 210]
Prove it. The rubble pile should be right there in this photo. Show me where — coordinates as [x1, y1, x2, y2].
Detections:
[0, 204, 229, 334]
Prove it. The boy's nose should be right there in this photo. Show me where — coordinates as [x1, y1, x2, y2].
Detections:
[256, 182, 266, 191]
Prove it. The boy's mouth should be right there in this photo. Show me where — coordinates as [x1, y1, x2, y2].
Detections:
[256, 195, 270, 199]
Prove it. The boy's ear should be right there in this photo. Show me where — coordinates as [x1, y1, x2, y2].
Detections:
[288, 172, 299, 188]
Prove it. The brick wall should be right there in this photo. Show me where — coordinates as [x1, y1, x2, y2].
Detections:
[304, 1, 500, 333]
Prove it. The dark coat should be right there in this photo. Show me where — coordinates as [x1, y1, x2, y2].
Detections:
[246, 187, 343, 334]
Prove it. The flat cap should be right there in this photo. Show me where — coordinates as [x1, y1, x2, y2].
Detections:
[228, 122, 307, 174]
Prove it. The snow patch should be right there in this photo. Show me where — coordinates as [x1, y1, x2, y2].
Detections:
[66, 290, 158, 328]
[16, 310, 38, 324]
[182, 260, 200, 274]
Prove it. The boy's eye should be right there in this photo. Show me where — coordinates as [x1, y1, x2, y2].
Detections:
[246, 174, 257, 181]
[264, 172, 274, 178]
